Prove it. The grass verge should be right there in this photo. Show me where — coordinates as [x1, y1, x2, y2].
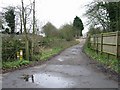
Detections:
[40, 40, 79, 60]
[2, 40, 79, 73]
[84, 44, 119, 73]
[2, 60, 30, 70]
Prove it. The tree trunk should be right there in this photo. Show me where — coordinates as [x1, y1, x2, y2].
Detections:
[21, 0, 29, 60]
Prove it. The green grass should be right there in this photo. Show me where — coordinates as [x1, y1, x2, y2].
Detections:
[84, 45, 119, 73]
[2, 60, 30, 69]
[40, 40, 79, 60]
[40, 47, 62, 60]
[2, 39, 79, 70]
[0, 61, 2, 68]
[33, 40, 79, 61]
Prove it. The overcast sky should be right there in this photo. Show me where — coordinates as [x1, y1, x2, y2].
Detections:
[0, 0, 94, 34]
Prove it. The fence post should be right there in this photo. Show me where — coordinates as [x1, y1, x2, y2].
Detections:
[31, 37, 34, 60]
[94, 35, 96, 50]
[0, 34, 2, 70]
[116, 31, 119, 59]
[96, 35, 99, 54]
[88, 34, 91, 48]
[25, 40, 29, 60]
[100, 33, 103, 54]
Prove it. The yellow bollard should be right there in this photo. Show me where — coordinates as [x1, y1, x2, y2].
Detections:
[20, 50, 23, 60]
[17, 51, 20, 60]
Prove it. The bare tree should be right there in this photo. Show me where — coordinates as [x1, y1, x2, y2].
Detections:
[31, 0, 36, 59]
[15, 6, 23, 34]
[15, 0, 33, 34]
[84, 1, 109, 32]
[21, 0, 33, 60]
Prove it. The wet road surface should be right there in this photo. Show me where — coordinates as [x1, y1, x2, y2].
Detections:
[2, 39, 118, 88]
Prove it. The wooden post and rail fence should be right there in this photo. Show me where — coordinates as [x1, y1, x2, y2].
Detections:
[88, 31, 120, 60]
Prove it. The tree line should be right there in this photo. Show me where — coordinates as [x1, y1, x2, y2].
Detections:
[0, 4, 84, 39]
[0, 6, 84, 39]
[42, 16, 84, 41]
[0, 0, 84, 61]
[0, 0, 37, 35]
[85, 1, 120, 34]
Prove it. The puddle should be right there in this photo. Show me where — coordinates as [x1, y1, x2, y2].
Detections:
[71, 49, 77, 52]
[73, 52, 77, 54]
[71, 52, 77, 55]
[58, 58, 64, 62]
[57, 56, 70, 62]
[71, 49, 78, 55]
[23, 73, 74, 88]
[21, 74, 34, 83]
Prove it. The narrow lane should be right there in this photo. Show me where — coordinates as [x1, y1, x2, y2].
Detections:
[2, 39, 118, 88]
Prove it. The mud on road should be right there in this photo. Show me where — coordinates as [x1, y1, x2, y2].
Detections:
[2, 39, 118, 88]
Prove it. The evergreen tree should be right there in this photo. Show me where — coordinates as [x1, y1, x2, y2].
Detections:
[73, 16, 84, 37]
[105, 2, 120, 31]
[5, 7, 15, 34]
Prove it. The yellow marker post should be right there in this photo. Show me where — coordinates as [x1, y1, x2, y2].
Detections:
[17, 51, 20, 60]
[20, 50, 23, 60]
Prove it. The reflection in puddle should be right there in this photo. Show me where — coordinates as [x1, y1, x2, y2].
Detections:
[71, 52, 77, 55]
[72, 50, 76, 52]
[24, 73, 74, 88]
[57, 56, 71, 62]
[58, 58, 64, 61]
[72, 52, 77, 54]
[21, 74, 34, 83]
[71, 49, 78, 55]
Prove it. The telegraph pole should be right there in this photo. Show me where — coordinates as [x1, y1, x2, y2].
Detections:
[33, 0, 35, 34]
[31, 0, 35, 60]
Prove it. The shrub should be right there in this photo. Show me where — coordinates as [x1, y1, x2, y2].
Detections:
[2, 36, 25, 61]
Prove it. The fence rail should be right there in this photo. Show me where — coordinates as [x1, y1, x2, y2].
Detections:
[88, 31, 120, 59]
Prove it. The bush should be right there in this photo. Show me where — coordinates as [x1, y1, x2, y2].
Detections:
[2, 36, 25, 61]
[2, 60, 29, 69]
[59, 24, 75, 41]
